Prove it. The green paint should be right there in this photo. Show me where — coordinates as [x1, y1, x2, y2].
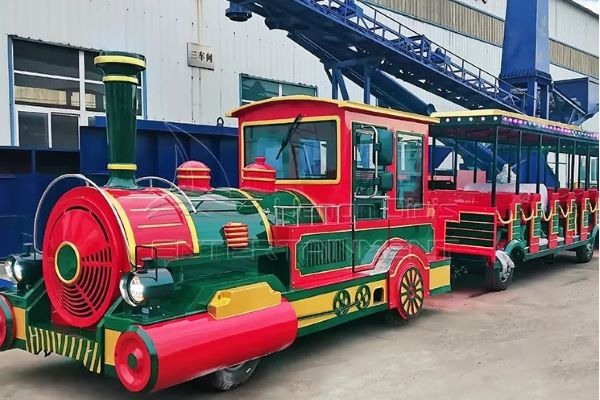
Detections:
[128, 353, 138, 369]
[298, 304, 388, 337]
[429, 285, 451, 296]
[56, 244, 78, 282]
[389, 224, 434, 252]
[446, 212, 494, 248]
[284, 273, 385, 302]
[429, 258, 451, 268]
[95, 51, 145, 188]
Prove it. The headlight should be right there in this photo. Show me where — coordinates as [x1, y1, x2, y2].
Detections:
[13, 260, 23, 282]
[120, 269, 174, 307]
[129, 276, 145, 304]
[2, 255, 41, 287]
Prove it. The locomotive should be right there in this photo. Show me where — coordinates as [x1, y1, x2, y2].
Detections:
[0, 51, 597, 393]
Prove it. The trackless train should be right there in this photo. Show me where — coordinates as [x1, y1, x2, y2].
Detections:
[0, 52, 598, 392]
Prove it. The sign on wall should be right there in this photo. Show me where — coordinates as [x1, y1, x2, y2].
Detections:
[187, 43, 215, 70]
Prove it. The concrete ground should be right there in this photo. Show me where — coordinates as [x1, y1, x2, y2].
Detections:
[0, 252, 597, 400]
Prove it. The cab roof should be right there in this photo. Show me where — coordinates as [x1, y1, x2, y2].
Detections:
[432, 109, 599, 143]
[226, 95, 439, 124]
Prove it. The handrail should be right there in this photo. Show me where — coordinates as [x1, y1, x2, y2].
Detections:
[136, 176, 198, 213]
[313, 0, 538, 111]
[496, 210, 514, 225]
[274, 204, 344, 226]
[541, 207, 555, 222]
[520, 207, 536, 222]
[557, 204, 571, 219]
[33, 174, 135, 268]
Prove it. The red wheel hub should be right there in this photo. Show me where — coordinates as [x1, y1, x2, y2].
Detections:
[115, 330, 153, 392]
[42, 187, 129, 328]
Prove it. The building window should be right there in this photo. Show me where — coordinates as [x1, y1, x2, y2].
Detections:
[240, 74, 317, 105]
[12, 39, 144, 149]
[396, 132, 424, 209]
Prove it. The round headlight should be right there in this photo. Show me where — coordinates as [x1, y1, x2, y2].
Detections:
[119, 269, 174, 307]
[128, 276, 145, 304]
[13, 261, 23, 282]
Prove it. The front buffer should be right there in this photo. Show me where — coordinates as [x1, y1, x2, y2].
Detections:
[113, 300, 298, 392]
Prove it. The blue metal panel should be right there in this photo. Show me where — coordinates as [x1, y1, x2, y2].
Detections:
[0, 120, 239, 258]
[500, 0, 550, 76]
[230, 0, 535, 113]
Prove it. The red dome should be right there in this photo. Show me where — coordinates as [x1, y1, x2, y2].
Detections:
[241, 157, 276, 193]
[177, 161, 211, 192]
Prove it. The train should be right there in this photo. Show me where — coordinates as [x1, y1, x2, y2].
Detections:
[0, 51, 598, 393]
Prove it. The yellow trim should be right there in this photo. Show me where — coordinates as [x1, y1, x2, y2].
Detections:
[54, 241, 82, 285]
[104, 191, 137, 263]
[102, 75, 139, 84]
[240, 115, 342, 185]
[137, 222, 182, 229]
[429, 264, 450, 290]
[104, 329, 121, 366]
[208, 283, 281, 319]
[292, 280, 387, 328]
[433, 109, 585, 131]
[13, 307, 26, 340]
[145, 240, 189, 247]
[243, 167, 276, 174]
[227, 95, 438, 123]
[177, 174, 210, 180]
[229, 188, 273, 245]
[107, 163, 137, 171]
[129, 207, 173, 212]
[242, 176, 277, 183]
[159, 189, 200, 253]
[94, 55, 146, 68]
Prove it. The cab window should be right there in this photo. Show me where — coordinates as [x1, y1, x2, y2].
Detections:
[244, 120, 337, 180]
[396, 132, 423, 209]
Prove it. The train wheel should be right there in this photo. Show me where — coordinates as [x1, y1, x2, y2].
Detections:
[208, 359, 260, 391]
[575, 242, 594, 263]
[486, 266, 513, 291]
[386, 266, 424, 325]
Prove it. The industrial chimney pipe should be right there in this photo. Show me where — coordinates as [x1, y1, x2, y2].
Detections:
[94, 51, 146, 188]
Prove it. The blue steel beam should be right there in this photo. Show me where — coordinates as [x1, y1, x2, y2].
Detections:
[228, 0, 536, 113]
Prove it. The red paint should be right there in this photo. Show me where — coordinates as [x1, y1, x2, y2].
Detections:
[43, 186, 196, 329]
[0, 295, 15, 349]
[114, 301, 298, 392]
[177, 161, 211, 192]
[241, 156, 276, 193]
[43, 187, 130, 328]
[386, 241, 430, 312]
[105, 188, 196, 261]
[114, 331, 152, 392]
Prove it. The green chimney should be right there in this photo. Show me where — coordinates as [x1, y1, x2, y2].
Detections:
[95, 51, 146, 188]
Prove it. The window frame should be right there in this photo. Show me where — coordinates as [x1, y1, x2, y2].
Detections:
[10, 37, 145, 149]
[239, 73, 318, 105]
[241, 116, 341, 185]
[395, 130, 425, 210]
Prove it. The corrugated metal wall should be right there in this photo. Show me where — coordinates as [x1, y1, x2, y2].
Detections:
[0, 0, 597, 145]
[371, 0, 599, 77]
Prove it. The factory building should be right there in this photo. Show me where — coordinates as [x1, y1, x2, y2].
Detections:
[0, 0, 597, 256]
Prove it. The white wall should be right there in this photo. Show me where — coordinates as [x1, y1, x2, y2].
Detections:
[0, 0, 597, 148]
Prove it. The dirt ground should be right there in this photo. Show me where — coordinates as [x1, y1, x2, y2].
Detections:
[0, 252, 597, 400]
